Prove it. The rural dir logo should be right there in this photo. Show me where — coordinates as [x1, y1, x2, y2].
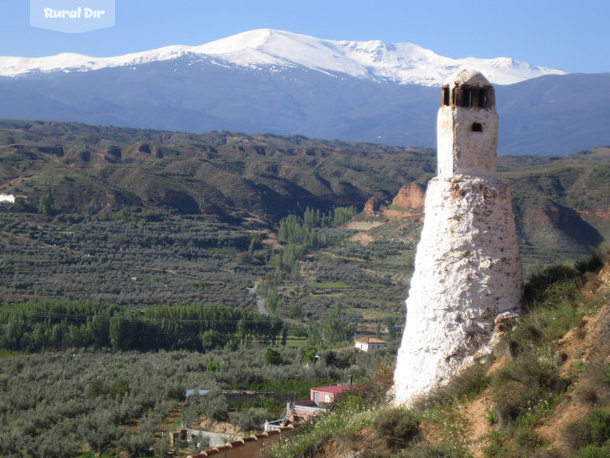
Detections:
[30, 0, 115, 33]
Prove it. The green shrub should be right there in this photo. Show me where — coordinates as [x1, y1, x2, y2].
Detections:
[302, 346, 317, 363]
[373, 407, 420, 448]
[515, 424, 544, 452]
[351, 375, 393, 408]
[182, 390, 229, 424]
[601, 363, 610, 383]
[264, 348, 282, 365]
[400, 443, 455, 457]
[230, 407, 269, 432]
[444, 360, 491, 401]
[573, 443, 610, 458]
[523, 265, 580, 307]
[565, 409, 610, 452]
[491, 356, 566, 426]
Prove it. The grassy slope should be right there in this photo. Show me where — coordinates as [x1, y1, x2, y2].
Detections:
[270, 254, 610, 457]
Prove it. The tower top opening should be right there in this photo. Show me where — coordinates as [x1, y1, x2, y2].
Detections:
[441, 69, 495, 109]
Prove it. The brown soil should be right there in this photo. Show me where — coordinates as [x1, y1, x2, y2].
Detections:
[261, 232, 282, 250]
[577, 207, 610, 220]
[487, 354, 509, 375]
[382, 209, 423, 220]
[0, 173, 34, 189]
[357, 425, 391, 455]
[199, 416, 243, 436]
[350, 232, 374, 246]
[343, 221, 385, 231]
[461, 395, 493, 457]
[418, 418, 444, 445]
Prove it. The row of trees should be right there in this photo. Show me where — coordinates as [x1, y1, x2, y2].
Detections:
[269, 206, 357, 281]
[0, 212, 261, 307]
[0, 301, 284, 352]
[278, 206, 357, 245]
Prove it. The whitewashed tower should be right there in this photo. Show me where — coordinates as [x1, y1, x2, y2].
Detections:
[393, 70, 523, 405]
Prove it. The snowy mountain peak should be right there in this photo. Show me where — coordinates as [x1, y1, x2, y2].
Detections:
[0, 29, 565, 85]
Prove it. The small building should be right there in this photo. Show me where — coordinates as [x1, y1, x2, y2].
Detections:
[270, 382, 356, 429]
[354, 337, 386, 352]
[184, 389, 210, 405]
[310, 383, 353, 405]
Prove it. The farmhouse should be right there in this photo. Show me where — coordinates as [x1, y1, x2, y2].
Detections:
[354, 337, 386, 352]
[266, 382, 355, 431]
[310, 383, 353, 405]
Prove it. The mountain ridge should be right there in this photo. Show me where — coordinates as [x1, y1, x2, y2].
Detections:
[0, 28, 565, 85]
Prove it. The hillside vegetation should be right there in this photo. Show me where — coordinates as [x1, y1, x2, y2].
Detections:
[0, 119, 436, 220]
[0, 121, 608, 456]
[270, 254, 610, 457]
[1, 120, 608, 310]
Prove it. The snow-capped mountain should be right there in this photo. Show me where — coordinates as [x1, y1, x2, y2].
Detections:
[0, 29, 564, 85]
[0, 29, 607, 155]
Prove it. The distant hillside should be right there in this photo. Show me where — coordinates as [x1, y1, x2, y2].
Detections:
[0, 120, 607, 312]
[0, 119, 436, 221]
[0, 120, 607, 252]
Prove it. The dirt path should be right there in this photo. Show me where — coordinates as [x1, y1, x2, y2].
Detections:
[248, 280, 268, 316]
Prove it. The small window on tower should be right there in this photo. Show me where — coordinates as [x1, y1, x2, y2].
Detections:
[472, 123, 483, 132]
[478, 89, 487, 108]
[463, 88, 472, 107]
[442, 87, 450, 106]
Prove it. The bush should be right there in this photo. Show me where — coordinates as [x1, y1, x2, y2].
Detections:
[573, 444, 610, 458]
[515, 425, 544, 452]
[374, 407, 420, 448]
[182, 391, 229, 425]
[445, 361, 491, 401]
[230, 407, 269, 432]
[491, 356, 566, 426]
[523, 265, 580, 307]
[264, 348, 282, 365]
[565, 409, 610, 452]
[302, 346, 317, 364]
[401, 443, 455, 457]
[351, 367, 393, 408]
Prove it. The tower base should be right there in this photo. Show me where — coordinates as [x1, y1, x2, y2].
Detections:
[393, 175, 522, 405]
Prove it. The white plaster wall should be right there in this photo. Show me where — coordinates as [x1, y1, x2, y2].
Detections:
[393, 176, 522, 405]
[437, 107, 498, 179]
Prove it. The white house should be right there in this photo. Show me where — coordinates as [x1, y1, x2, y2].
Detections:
[354, 337, 386, 352]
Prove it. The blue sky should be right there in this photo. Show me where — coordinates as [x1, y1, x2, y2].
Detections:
[1, 0, 608, 73]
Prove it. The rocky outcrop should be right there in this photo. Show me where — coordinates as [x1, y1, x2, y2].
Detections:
[363, 196, 381, 213]
[391, 183, 425, 210]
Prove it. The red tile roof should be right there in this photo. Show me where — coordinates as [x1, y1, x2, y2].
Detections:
[310, 384, 354, 394]
[354, 337, 386, 344]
